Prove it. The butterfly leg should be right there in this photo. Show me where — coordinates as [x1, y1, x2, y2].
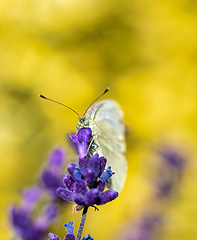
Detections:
[85, 135, 95, 157]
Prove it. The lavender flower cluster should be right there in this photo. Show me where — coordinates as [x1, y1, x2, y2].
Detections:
[10, 127, 119, 240]
[118, 145, 186, 240]
[57, 129, 118, 207]
[10, 148, 65, 240]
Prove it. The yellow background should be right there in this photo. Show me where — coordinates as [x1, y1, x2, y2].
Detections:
[1, 0, 197, 239]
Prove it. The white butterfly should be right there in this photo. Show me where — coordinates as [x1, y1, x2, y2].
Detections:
[40, 89, 127, 192]
[82, 99, 127, 192]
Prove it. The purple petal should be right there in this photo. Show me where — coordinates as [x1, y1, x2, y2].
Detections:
[159, 147, 185, 170]
[48, 233, 60, 240]
[41, 170, 63, 191]
[99, 157, 107, 175]
[88, 154, 100, 178]
[73, 167, 83, 181]
[67, 133, 78, 153]
[74, 181, 88, 196]
[102, 166, 115, 181]
[96, 180, 106, 192]
[63, 175, 75, 191]
[67, 164, 77, 179]
[35, 204, 57, 231]
[56, 187, 74, 202]
[70, 133, 79, 144]
[79, 157, 88, 169]
[74, 194, 86, 205]
[72, 128, 92, 159]
[83, 168, 97, 186]
[22, 187, 42, 207]
[77, 142, 88, 159]
[11, 207, 45, 240]
[86, 189, 100, 205]
[49, 148, 65, 167]
[77, 128, 92, 143]
[99, 190, 118, 205]
[65, 234, 76, 240]
[43, 204, 57, 221]
[10, 207, 31, 228]
[64, 222, 74, 234]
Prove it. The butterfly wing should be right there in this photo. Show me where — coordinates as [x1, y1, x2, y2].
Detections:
[85, 99, 127, 192]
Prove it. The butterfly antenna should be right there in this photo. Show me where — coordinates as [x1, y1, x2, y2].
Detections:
[83, 87, 109, 116]
[39, 94, 80, 117]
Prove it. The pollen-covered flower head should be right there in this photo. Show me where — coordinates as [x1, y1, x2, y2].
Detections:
[57, 127, 118, 208]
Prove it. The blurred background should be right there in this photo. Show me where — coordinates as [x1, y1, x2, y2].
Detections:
[1, 0, 197, 239]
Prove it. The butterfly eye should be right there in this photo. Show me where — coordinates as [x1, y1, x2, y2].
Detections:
[84, 118, 89, 126]
[77, 118, 81, 126]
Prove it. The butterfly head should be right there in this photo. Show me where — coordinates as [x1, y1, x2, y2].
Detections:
[77, 117, 89, 128]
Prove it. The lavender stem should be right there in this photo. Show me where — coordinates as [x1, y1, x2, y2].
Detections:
[76, 206, 89, 240]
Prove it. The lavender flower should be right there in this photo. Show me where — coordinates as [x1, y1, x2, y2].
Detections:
[48, 222, 93, 240]
[70, 128, 92, 159]
[10, 186, 58, 240]
[159, 146, 185, 171]
[117, 145, 186, 240]
[121, 214, 162, 240]
[57, 128, 118, 208]
[155, 146, 186, 198]
[40, 148, 65, 199]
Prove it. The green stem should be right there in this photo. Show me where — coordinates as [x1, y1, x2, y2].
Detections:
[76, 206, 89, 240]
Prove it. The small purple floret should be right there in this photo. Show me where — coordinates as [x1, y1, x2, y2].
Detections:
[64, 222, 74, 234]
[48, 233, 61, 240]
[102, 166, 115, 181]
[49, 148, 65, 167]
[64, 223, 76, 240]
[71, 128, 92, 159]
[40, 148, 65, 199]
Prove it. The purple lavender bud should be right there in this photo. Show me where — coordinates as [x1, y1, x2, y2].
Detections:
[82, 235, 94, 240]
[86, 189, 100, 205]
[56, 187, 74, 202]
[96, 180, 106, 192]
[159, 146, 186, 170]
[65, 234, 76, 240]
[83, 168, 96, 186]
[73, 167, 83, 181]
[67, 164, 77, 179]
[102, 166, 115, 181]
[63, 175, 75, 191]
[64, 222, 74, 234]
[99, 190, 118, 205]
[48, 148, 65, 168]
[48, 233, 61, 240]
[35, 204, 57, 230]
[64, 222, 76, 240]
[73, 194, 86, 205]
[71, 128, 92, 159]
[74, 181, 88, 196]
[99, 157, 107, 176]
[155, 146, 186, 198]
[40, 148, 66, 199]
